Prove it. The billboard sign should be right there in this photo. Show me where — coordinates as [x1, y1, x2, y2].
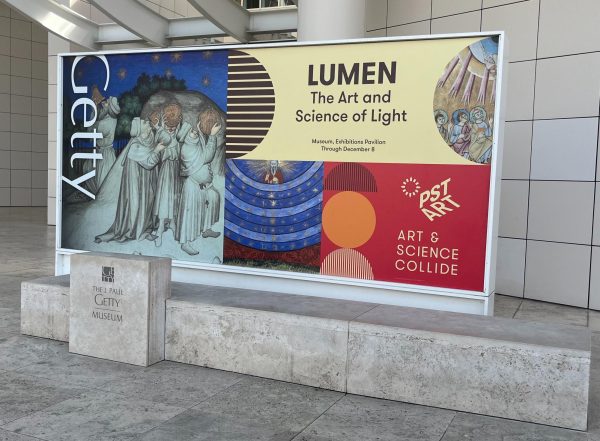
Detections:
[58, 33, 505, 298]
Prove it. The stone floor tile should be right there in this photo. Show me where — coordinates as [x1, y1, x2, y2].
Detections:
[440, 413, 588, 440]
[0, 278, 24, 301]
[0, 428, 41, 441]
[193, 377, 343, 425]
[139, 408, 299, 441]
[101, 361, 243, 408]
[0, 264, 42, 274]
[141, 377, 344, 440]
[3, 389, 186, 441]
[293, 394, 455, 441]
[0, 269, 53, 280]
[589, 311, 600, 333]
[15, 351, 145, 389]
[588, 334, 600, 433]
[0, 299, 21, 308]
[514, 299, 588, 327]
[0, 308, 19, 330]
[0, 328, 17, 339]
[0, 370, 84, 426]
[494, 294, 522, 318]
[0, 334, 67, 371]
[0, 292, 19, 306]
[0, 293, 20, 309]
[592, 333, 600, 362]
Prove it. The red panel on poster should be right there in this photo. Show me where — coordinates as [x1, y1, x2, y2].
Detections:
[320, 162, 490, 291]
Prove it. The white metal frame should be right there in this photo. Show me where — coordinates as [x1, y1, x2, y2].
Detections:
[56, 31, 506, 315]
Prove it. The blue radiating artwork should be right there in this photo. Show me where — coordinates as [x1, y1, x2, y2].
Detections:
[225, 160, 324, 252]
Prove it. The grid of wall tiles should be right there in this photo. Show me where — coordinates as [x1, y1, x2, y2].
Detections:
[366, 0, 600, 309]
[0, 4, 48, 207]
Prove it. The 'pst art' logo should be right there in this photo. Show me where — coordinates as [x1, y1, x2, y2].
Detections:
[102, 266, 114, 283]
[419, 178, 460, 222]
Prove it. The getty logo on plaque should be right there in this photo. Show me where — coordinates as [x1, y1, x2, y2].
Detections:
[102, 266, 114, 283]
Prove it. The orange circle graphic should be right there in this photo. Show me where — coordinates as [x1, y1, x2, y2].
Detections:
[322, 191, 376, 248]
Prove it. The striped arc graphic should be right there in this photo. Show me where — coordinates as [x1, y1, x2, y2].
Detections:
[320, 248, 375, 280]
[226, 50, 275, 158]
[324, 163, 378, 192]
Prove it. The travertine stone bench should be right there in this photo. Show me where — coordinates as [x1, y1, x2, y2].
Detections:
[346, 305, 590, 431]
[166, 282, 375, 392]
[21, 276, 591, 430]
[21, 275, 70, 342]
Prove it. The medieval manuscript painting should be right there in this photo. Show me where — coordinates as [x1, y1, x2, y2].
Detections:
[61, 50, 227, 263]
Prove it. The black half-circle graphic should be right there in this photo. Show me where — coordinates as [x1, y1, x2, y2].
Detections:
[226, 50, 275, 159]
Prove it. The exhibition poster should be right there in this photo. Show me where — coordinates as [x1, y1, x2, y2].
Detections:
[59, 34, 502, 293]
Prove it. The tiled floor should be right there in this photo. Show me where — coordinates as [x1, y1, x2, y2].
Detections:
[0, 207, 597, 440]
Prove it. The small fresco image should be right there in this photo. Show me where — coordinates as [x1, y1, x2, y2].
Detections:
[433, 37, 498, 164]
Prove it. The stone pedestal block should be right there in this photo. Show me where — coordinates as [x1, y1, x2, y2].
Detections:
[165, 283, 374, 391]
[21, 275, 70, 342]
[69, 252, 171, 367]
[347, 305, 591, 431]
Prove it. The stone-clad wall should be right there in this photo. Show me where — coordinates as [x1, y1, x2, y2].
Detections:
[0, 4, 47, 207]
[366, 0, 600, 309]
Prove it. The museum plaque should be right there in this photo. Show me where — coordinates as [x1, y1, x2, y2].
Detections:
[69, 252, 171, 366]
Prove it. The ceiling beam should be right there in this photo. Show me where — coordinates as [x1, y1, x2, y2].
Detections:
[0, 0, 99, 49]
[187, 0, 250, 43]
[88, 0, 169, 47]
[167, 17, 226, 40]
[96, 24, 145, 45]
[248, 6, 297, 35]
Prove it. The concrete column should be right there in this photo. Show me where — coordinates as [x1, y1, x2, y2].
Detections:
[297, 0, 366, 41]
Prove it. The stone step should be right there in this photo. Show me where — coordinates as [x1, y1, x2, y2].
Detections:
[20, 275, 591, 430]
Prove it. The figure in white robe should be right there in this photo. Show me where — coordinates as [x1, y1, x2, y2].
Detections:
[176, 120, 221, 255]
[152, 125, 181, 246]
[96, 97, 120, 188]
[82, 96, 120, 194]
[94, 118, 167, 243]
